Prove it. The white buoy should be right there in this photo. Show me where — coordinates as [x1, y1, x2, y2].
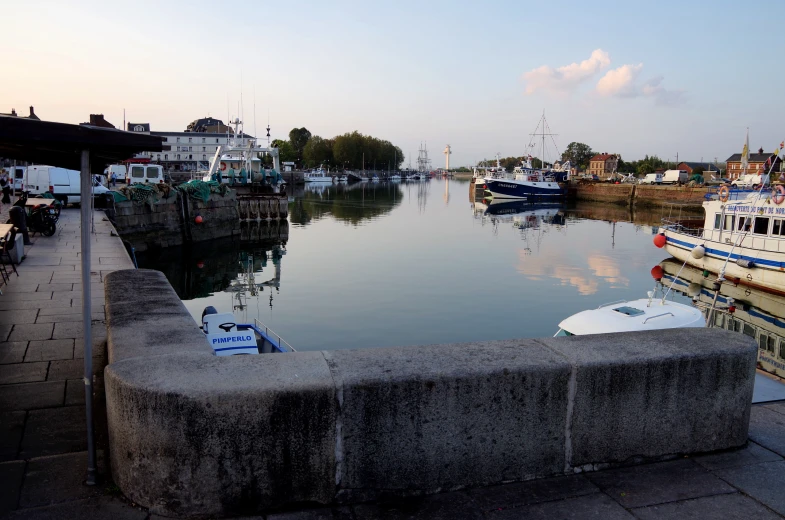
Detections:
[691, 245, 705, 259]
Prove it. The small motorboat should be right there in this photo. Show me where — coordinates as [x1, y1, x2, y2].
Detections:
[555, 293, 705, 337]
[201, 306, 295, 355]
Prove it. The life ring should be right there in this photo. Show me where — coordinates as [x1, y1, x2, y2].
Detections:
[219, 162, 227, 171]
[718, 185, 730, 202]
[772, 185, 785, 205]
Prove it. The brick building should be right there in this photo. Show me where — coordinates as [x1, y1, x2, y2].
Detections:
[676, 162, 721, 176]
[588, 153, 618, 179]
[726, 148, 782, 180]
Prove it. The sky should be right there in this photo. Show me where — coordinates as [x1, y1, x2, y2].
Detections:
[2, 0, 783, 167]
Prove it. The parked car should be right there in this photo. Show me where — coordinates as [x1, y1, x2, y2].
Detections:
[732, 173, 769, 189]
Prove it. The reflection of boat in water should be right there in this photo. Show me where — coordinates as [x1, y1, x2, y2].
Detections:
[659, 257, 785, 381]
[483, 199, 563, 217]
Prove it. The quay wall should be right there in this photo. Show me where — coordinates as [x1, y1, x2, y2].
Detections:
[569, 183, 710, 208]
[108, 192, 288, 252]
[104, 270, 757, 518]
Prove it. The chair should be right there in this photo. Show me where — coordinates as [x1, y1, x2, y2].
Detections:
[0, 227, 19, 281]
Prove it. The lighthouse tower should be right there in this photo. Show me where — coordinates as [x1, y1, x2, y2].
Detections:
[443, 145, 452, 171]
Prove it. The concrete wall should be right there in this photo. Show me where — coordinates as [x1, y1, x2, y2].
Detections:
[104, 270, 757, 517]
[570, 183, 710, 208]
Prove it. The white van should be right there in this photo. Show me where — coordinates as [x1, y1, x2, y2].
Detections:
[661, 169, 688, 184]
[732, 173, 769, 189]
[126, 164, 164, 185]
[639, 173, 663, 185]
[25, 165, 109, 206]
[104, 164, 127, 185]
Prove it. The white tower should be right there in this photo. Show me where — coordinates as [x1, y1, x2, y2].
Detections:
[443, 145, 452, 171]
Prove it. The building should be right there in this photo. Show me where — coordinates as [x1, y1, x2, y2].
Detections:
[588, 153, 618, 179]
[0, 106, 40, 120]
[725, 148, 782, 180]
[83, 114, 115, 129]
[1, 106, 40, 166]
[127, 119, 256, 177]
[676, 162, 721, 176]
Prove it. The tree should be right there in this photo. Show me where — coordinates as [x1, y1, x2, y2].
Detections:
[272, 139, 297, 163]
[303, 136, 334, 168]
[288, 127, 312, 164]
[561, 142, 594, 171]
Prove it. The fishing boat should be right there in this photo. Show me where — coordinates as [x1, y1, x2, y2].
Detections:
[304, 167, 332, 183]
[656, 184, 785, 296]
[554, 294, 705, 337]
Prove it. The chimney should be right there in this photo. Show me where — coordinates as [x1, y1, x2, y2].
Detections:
[28, 106, 39, 120]
[758, 147, 764, 155]
[10, 108, 17, 116]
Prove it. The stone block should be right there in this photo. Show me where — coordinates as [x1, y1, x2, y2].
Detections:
[25, 339, 74, 362]
[0, 381, 64, 411]
[538, 328, 756, 466]
[354, 491, 483, 520]
[105, 351, 336, 517]
[8, 323, 54, 342]
[326, 340, 571, 495]
[630, 492, 782, 520]
[0, 342, 28, 365]
[18, 452, 102, 508]
[467, 474, 598, 512]
[0, 460, 25, 515]
[693, 441, 783, 471]
[20, 406, 87, 458]
[0, 362, 48, 384]
[104, 270, 210, 363]
[0, 411, 26, 461]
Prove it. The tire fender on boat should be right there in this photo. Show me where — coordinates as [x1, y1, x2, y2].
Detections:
[772, 185, 785, 205]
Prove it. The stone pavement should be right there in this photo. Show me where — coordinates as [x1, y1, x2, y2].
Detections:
[3, 208, 785, 519]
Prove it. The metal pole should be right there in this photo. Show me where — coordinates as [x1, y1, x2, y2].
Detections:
[80, 149, 96, 486]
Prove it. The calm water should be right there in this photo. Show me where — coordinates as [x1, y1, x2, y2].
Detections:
[138, 178, 695, 351]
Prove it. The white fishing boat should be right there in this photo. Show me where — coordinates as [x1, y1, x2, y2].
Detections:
[304, 167, 332, 183]
[201, 306, 295, 355]
[555, 294, 705, 337]
[390, 174, 401, 182]
[657, 187, 785, 296]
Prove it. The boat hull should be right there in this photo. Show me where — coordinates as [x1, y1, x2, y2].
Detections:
[484, 178, 563, 199]
[663, 230, 785, 296]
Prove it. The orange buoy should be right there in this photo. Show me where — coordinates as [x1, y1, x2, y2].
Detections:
[653, 234, 667, 248]
[650, 265, 664, 280]
[194, 215, 203, 224]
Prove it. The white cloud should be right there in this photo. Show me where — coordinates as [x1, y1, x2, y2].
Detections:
[596, 65, 685, 106]
[523, 49, 610, 95]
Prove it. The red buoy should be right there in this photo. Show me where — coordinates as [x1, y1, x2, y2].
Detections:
[653, 234, 666, 248]
[196, 261, 205, 269]
[650, 266, 664, 281]
[194, 215, 203, 224]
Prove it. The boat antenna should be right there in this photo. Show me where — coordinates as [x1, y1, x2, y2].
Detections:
[253, 86, 257, 147]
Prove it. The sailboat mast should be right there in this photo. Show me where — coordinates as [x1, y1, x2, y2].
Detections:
[541, 110, 545, 169]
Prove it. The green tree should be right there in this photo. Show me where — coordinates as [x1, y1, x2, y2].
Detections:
[561, 142, 594, 170]
[288, 127, 312, 165]
[272, 139, 297, 163]
[302, 136, 334, 168]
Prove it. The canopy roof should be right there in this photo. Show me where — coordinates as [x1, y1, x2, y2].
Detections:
[0, 116, 163, 170]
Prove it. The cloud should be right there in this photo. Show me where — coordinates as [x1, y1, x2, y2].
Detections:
[523, 49, 610, 95]
[596, 65, 685, 106]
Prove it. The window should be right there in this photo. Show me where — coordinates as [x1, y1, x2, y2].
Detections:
[753, 217, 770, 235]
[131, 166, 144, 178]
[724, 215, 735, 231]
[215, 138, 219, 143]
[773, 219, 785, 236]
[737, 216, 751, 232]
[189, 155, 192, 159]
[203, 155, 207, 160]
[714, 213, 722, 230]
[779, 340, 785, 360]
[188, 137, 192, 143]
[146, 167, 158, 179]
[163, 137, 168, 142]
[176, 137, 180, 143]
[202, 138, 206, 143]
[177, 154, 181, 160]
[164, 154, 168, 160]
[768, 336, 777, 354]
[202, 147, 206, 152]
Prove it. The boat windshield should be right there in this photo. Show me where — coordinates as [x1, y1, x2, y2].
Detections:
[612, 306, 645, 317]
[554, 329, 574, 337]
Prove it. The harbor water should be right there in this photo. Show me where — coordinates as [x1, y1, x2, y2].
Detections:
[137, 179, 733, 352]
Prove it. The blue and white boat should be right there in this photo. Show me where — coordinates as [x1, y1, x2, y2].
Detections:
[658, 187, 785, 296]
[201, 306, 295, 355]
[484, 156, 564, 199]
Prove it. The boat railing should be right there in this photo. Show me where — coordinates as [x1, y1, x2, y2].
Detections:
[643, 312, 675, 324]
[704, 186, 760, 201]
[246, 319, 296, 353]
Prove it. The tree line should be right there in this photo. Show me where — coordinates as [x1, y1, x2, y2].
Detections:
[270, 128, 404, 170]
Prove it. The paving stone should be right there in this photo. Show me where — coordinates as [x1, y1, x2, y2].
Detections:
[18, 452, 101, 508]
[1, 292, 54, 302]
[0, 324, 11, 341]
[354, 491, 482, 520]
[468, 474, 598, 511]
[20, 406, 86, 459]
[585, 459, 735, 508]
[8, 324, 53, 342]
[35, 312, 105, 324]
[36, 284, 74, 292]
[267, 507, 352, 520]
[0, 411, 26, 462]
[0, 342, 28, 364]
[693, 442, 783, 471]
[715, 461, 785, 515]
[0, 300, 73, 311]
[21, 258, 62, 267]
[47, 359, 101, 381]
[51, 322, 84, 340]
[0, 362, 49, 384]
[631, 492, 782, 520]
[1, 284, 40, 293]
[0, 381, 64, 412]
[749, 405, 785, 457]
[25, 340, 73, 362]
[0, 310, 39, 325]
[0, 460, 25, 515]
[64, 380, 85, 406]
[764, 401, 785, 416]
[37, 307, 79, 317]
[7, 495, 148, 519]
[487, 492, 634, 520]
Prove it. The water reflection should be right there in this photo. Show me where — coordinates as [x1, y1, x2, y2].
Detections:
[658, 257, 785, 379]
[288, 181, 404, 226]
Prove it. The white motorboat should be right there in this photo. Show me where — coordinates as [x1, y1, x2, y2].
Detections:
[304, 168, 332, 183]
[555, 295, 705, 336]
[201, 306, 295, 355]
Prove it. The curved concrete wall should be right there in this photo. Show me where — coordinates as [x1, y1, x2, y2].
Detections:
[104, 270, 757, 517]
